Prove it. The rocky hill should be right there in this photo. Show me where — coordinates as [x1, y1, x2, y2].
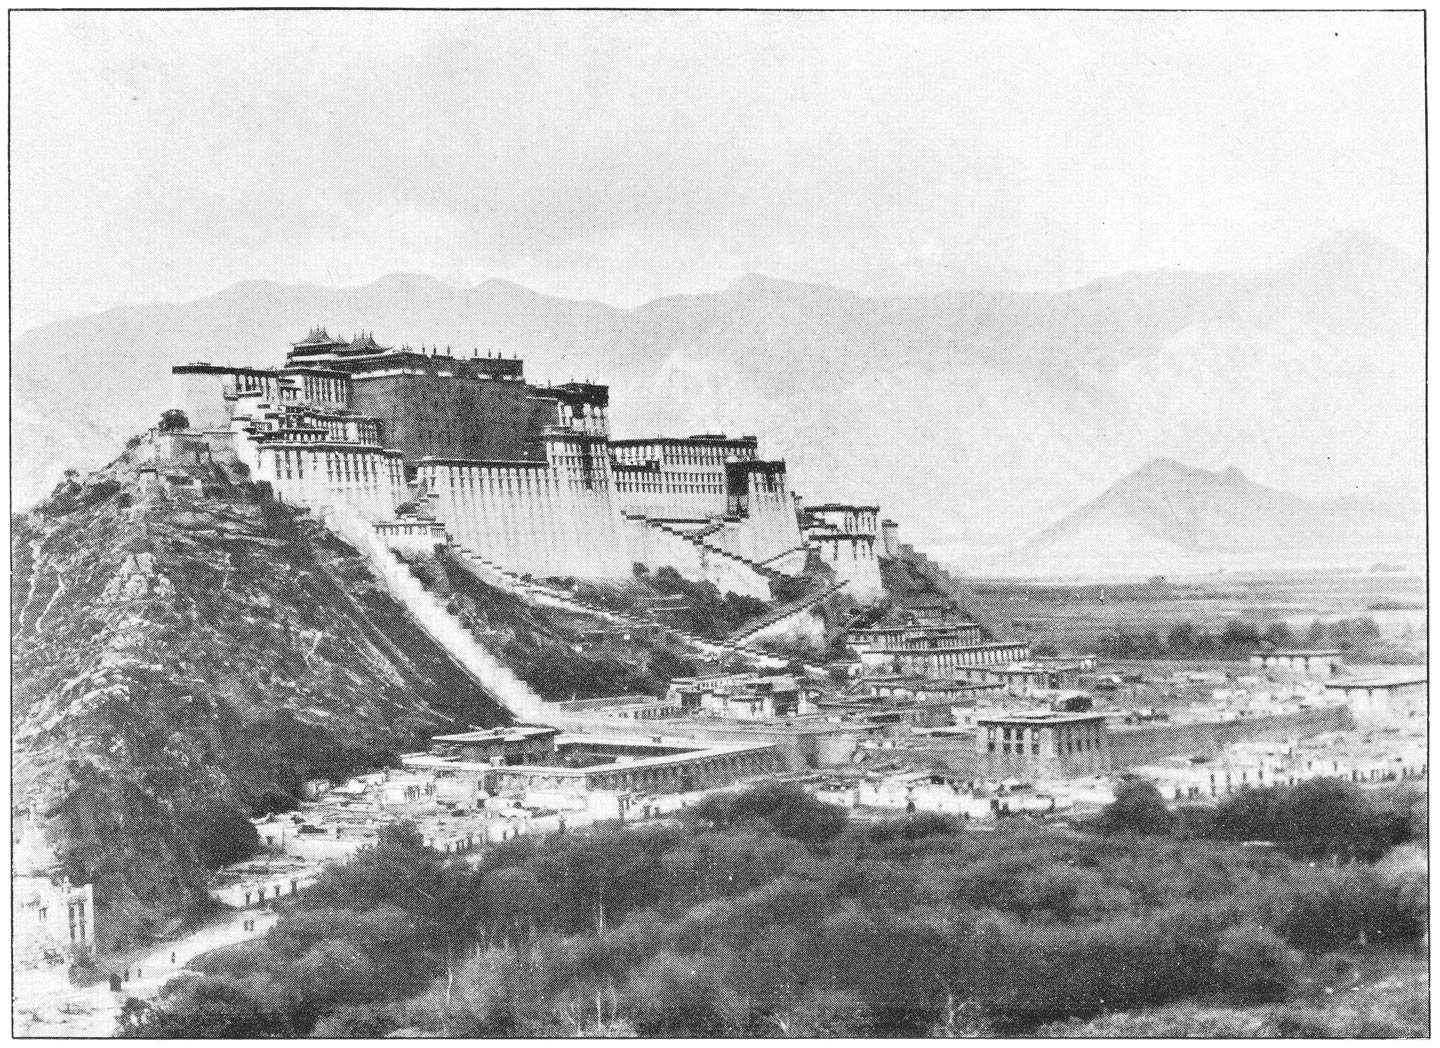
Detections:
[12, 230, 1423, 558]
[11, 450, 507, 949]
[1004, 458, 1424, 578]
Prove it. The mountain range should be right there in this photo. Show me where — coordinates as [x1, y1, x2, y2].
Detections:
[995, 458, 1424, 579]
[12, 229, 1423, 564]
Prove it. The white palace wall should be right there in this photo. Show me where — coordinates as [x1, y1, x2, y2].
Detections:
[416, 435, 631, 580]
[812, 535, 884, 600]
[245, 437, 408, 524]
[195, 357, 806, 593]
[621, 517, 772, 600]
[708, 473, 805, 566]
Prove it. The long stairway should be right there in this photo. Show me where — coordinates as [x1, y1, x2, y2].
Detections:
[725, 579, 849, 645]
[644, 519, 799, 583]
[446, 544, 787, 666]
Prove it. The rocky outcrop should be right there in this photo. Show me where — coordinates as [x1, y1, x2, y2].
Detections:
[11, 449, 506, 949]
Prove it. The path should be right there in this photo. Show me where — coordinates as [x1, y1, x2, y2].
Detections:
[13, 909, 280, 1038]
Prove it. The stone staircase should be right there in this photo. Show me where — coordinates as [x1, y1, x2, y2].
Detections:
[446, 544, 787, 666]
[725, 579, 849, 645]
[316, 505, 551, 721]
[758, 545, 810, 570]
[645, 519, 796, 584]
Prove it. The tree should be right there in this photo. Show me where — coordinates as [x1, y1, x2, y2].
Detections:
[688, 782, 847, 849]
[191, 802, 259, 869]
[1166, 623, 1198, 657]
[624, 951, 745, 1036]
[1096, 778, 1174, 837]
[1218, 620, 1262, 658]
[159, 408, 191, 432]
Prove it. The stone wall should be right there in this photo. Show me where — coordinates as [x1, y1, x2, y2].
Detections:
[347, 371, 533, 462]
[247, 440, 408, 523]
[811, 535, 883, 599]
[321, 503, 549, 721]
[418, 451, 631, 580]
[621, 517, 772, 600]
[907, 705, 1356, 779]
[1107, 706, 1355, 768]
[745, 605, 827, 650]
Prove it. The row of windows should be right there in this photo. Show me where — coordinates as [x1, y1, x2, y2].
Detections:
[613, 446, 743, 468]
[326, 453, 383, 482]
[903, 646, 1024, 667]
[613, 479, 726, 495]
[272, 449, 402, 484]
[302, 376, 348, 404]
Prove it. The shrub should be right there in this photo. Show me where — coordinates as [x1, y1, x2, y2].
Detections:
[81, 479, 123, 506]
[1271, 865, 1424, 952]
[1209, 780, 1410, 862]
[624, 952, 746, 1037]
[159, 408, 190, 432]
[1211, 925, 1299, 1002]
[1096, 778, 1174, 836]
[687, 782, 847, 849]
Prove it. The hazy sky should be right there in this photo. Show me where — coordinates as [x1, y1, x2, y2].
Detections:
[11, 10, 1425, 333]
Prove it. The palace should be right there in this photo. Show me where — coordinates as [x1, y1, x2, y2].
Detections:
[168, 329, 844, 598]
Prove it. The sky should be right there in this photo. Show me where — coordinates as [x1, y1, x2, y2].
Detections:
[10, 10, 1425, 334]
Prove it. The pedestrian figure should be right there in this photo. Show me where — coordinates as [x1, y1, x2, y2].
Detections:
[123, 968, 130, 982]
[171, 952, 177, 964]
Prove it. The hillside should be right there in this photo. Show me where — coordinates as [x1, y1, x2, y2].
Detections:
[12, 230, 1423, 556]
[11, 450, 507, 949]
[1001, 458, 1424, 578]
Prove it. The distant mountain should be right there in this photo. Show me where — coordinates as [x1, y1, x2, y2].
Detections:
[12, 230, 1423, 556]
[998, 458, 1424, 578]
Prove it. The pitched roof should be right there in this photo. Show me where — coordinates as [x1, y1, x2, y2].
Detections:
[292, 326, 346, 349]
[343, 332, 392, 354]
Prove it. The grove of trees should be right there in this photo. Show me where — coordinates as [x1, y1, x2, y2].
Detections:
[120, 782, 1426, 1038]
[1098, 616, 1413, 663]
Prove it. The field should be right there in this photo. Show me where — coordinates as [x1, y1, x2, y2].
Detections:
[963, 568, 1426, 659]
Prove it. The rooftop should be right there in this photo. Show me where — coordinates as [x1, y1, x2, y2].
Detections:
[975, 710, 1109, 726]
[610, 435, 757, 447]
[432, 726, 559, 744]
[848, 623, 981, 635]
[1326, 674, 1427, 689]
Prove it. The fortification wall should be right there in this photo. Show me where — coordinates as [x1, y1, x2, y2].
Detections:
[811, 535, 884, 600]
[418, 456, 631, 580]
[245, 436, 407, 523]
[321, 503, 548, 721]
[1107, 706, 1355, 768]
[621, 517, 772, 600]
[907, 706, 1356, 779]
[705, 479, 805, 566]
